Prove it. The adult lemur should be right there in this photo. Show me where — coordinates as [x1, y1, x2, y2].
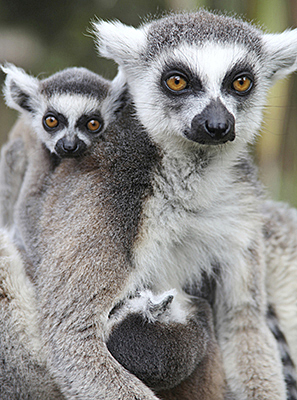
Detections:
[1, 64, 225, 399]
[92, 10, 297, 400]
[2, 9, 297, 400]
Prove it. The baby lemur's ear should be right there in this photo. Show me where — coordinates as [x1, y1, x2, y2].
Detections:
[262, 29, 297, 81]
[93, 20, 147, 71]
[1, 63, 40, 114]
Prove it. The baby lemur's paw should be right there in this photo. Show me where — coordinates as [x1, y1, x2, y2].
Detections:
[146, 292, 174, 320]
[130, 289, 176, 323]
[108, 289, 189, 330]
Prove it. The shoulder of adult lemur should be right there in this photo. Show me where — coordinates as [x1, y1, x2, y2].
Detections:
[93, 10, 297, 400]
[2, 64, 226, 398]
[0, 228, 65, 399]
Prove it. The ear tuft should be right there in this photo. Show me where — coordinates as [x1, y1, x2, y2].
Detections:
[1, 63, 39, 113]
[263, 29, 297, 81]
[92, 20, 147, 68]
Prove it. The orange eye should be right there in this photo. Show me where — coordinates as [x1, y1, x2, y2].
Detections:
[166, 75, 188, 92]
[44, 115, 59, 129]
[232, 76, 252, 93]
[87, 119, 101, 133]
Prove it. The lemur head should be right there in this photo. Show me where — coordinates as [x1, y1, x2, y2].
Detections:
[2, 65, 123, 157]
[94, 11, 297, 149]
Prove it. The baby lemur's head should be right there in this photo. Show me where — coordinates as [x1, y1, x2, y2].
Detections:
[94, 11, 297, 150]
[2, 65, 122, 158]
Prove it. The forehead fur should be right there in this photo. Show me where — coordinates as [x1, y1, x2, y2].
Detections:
[144, 10, 263, 61]
[41, 67, 110, 100]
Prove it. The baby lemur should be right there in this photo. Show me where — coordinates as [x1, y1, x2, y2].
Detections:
[0, 64, 117, 230]
[1, 64, 226, 399]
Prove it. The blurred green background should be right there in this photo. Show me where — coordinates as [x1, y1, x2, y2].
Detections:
[0, 0, 297, 206]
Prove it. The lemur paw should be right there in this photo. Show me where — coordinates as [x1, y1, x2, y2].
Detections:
[107, 289, 189, 331]
[137, 290, 175, 322]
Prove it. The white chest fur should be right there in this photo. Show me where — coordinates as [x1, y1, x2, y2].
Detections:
[131, 144, 262, 297]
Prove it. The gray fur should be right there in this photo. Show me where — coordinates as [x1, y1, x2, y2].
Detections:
[12, 100, 161, 399]
[40, 67, 110, 99]
[266, 304, 297, 400]
[0, 228, 64, 399]
[0, 133, 27, 229]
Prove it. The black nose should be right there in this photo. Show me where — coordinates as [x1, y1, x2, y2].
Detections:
[55, 136, 87, 158]
[205, 119, 231, 139]
[185, 99, 235, 145]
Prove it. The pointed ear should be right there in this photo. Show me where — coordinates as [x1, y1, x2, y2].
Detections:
[1, 63, 40, 113]
[92, 20, 147, 69]
[262, 29, 297, 81]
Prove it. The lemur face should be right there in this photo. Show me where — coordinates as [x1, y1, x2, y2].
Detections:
[2, 65, 115, 158]
[125, 42, 264, 147]
[37, 93, 105, 157]
[94, 11, 297, 149]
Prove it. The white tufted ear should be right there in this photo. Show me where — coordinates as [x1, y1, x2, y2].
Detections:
[93, 20, 147, 70]
[2, 63, 40, 114]
[262, 29, 297, 82]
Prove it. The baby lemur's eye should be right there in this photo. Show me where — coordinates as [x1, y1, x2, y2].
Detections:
[86, 119, 101, 133]
[232, 75, 253, 94]
[43, 115, 59, 129]
[165, 74, 188, 92]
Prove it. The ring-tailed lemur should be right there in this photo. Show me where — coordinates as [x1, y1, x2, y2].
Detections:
[93, 10, 297, 399]
[4, 85, 229, 398]
[1, 65, 227, 399]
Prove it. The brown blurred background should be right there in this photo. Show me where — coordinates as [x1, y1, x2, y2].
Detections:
[0, 0, 297, 206]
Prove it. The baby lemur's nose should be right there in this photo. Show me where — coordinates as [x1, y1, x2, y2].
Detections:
[188, 99, 235, 145]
